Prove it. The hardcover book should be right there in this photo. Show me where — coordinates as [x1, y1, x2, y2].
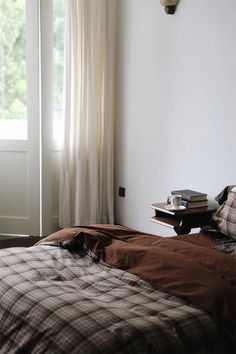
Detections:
[181, 200, 208, 209]
[171, 189, 207, 201]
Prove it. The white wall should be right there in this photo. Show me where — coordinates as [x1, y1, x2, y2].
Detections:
[115, 0, 236, 235]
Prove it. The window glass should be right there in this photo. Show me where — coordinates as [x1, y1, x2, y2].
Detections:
[0, 0, 27, 140]
[53, 0, 64, 141]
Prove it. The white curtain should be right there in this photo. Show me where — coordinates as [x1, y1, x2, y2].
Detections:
[59, 0, 117, 227]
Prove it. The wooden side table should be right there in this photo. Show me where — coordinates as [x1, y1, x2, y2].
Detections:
[150, 203, 216, 235]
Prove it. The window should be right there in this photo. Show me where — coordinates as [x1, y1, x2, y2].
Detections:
[53, 0, 64, 141]
[0, 0, 64, 141]
[0, 0, 27, 140]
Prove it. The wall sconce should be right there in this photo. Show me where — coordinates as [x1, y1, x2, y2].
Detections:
[160, 0, 179, 15]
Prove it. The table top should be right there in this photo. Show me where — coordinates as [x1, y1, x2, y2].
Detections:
[150, 203, 216, 216]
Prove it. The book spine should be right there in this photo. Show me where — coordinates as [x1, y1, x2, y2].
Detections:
[182, 196, 208, 202]
[181, 200, 208, 208]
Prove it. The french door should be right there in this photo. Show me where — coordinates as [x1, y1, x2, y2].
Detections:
[0, 0, 63, 236]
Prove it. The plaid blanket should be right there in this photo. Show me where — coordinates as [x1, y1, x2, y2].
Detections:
[0, 245, 233, 354]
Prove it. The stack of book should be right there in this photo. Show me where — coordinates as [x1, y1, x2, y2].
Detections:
[171, 189, 208, 209]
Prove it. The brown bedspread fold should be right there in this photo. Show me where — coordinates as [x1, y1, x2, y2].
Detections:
[36, 224, 236, 336]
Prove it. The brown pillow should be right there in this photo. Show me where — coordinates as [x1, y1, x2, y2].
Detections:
[212, 185, 236, 238]
[35, 227, 83, 246]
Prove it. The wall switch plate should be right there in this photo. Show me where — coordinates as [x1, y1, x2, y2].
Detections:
[119, 187, 126, 197]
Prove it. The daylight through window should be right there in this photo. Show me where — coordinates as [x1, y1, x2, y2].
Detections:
[0, 0, 27, 139]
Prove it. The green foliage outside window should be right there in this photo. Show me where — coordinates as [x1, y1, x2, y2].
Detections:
[0, 0, 26, 119]
[0, 0, 64, 120]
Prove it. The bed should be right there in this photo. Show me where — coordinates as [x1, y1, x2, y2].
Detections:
[0, 222, 235, 354]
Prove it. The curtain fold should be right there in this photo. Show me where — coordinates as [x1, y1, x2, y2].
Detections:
[59, 0, 116, 227]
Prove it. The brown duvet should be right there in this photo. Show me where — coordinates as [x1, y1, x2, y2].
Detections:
[36, 224, 236, 337]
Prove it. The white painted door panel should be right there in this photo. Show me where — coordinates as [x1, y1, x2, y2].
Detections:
[0, 142, 40, 235]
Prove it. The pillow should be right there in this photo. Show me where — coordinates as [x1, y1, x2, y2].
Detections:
[215, 185, 234, 205]
[212, 185, 236, 239]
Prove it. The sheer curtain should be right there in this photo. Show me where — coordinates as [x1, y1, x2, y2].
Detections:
[59, 0, 117, 227]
